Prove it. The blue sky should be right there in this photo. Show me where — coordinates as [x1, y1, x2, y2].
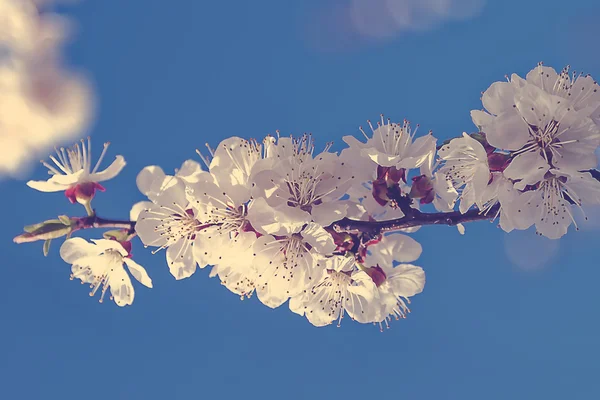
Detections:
[2, 1, 600, 399]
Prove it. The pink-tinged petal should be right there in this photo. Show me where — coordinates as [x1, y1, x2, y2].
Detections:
[482, 81, 517, 115]
[503, 152, 549, 190]
[487, 111, 530, 150]
[90, 155, 126, 182]
[124, 258, 153, 288]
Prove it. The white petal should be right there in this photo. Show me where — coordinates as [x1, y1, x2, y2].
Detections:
[90, 155, 126, 182]
[60, 237, 99, 263]
[130, 201, 153, 222]
[301, 223, 336, 254]
[487, 111, 530, 150]
[136, 166, 166, 197]
[482, 81, 517, 115]
[166, 238, 197, 280]
[27, 179, 71, 192]
[471, 110, 494, 129]
[310, 202, 348, 227]
[124, 258, 153, 288]
[109, 265, 135, 307]
[387, 264, 425, 297]
[90, 239, 129, 257]
[503, 151, 549, 190]
[525, 65, 558, 91]
[367, 233, 422, 266]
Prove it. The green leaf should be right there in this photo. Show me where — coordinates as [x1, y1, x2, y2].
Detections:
[58, 215, 72, 226]
[43, 239, 51, 257]
[24, 222, 47, 233]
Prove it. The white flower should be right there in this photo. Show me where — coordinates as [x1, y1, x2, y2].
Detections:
[60, 238, 152, 306]
[251, 134, 351, 227]
[438, 133, 491, 213]
[471, 65, 600, 178]
[510, 170, 600, 239]
[478, 172, 536, 233]
[364, 234, 425, 328]
[289, 256, 379, 327]
[135, 177, 205, 280]
[252, 222, 335, 308]
[136, 160, 210, 203]
[27, 138, 125, 203]
[343, 115, 436, 170]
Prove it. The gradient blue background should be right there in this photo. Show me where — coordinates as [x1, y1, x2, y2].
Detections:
[2, 1, 600, 399]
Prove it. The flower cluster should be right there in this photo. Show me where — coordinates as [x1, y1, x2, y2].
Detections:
[16, 63, 600, 328]
[131, 134, 428, 327]
[437, 63, 600, 239]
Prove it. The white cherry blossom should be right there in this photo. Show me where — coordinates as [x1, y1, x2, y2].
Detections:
[209, 231, 259, 299]
[251, 134, 351, 228]
[511, 170, 600, 239]
[252, 222, 335, 308]
[343, 115, 436, 170]
[135, 177, 205, 280]
[27, 138, 125, 203]
[471, 65, 600, 177]
[438, 133, 491, 213]
[364, 234, 425, 328]
[60, 238, 152, 306]
[289, 255, 379, 327]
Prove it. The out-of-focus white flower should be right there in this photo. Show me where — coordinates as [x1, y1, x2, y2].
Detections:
[289, 255, 379, 327]
[438, 133, 490, 213]
[0, 0, 94, 177]
[60, 237, 152, 306]
[27, 138, 125, 204]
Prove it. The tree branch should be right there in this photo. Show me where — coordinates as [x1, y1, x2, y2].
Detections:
[76, 215, 136, 232]
[331, 204, 499, 235]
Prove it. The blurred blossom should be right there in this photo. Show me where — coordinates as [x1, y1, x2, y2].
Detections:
[0, 0, 94, 178]
[504, 229, 560, 272]
[305, 0, 486, 51]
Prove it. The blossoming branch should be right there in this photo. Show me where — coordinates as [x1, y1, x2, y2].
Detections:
[14, 64, 600, 329]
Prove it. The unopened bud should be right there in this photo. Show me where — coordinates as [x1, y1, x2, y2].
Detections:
[409, 175, 433, 202]
[14, 220, 73, 243]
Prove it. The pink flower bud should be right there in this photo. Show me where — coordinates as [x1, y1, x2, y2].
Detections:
[409, 174, 433, 203]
